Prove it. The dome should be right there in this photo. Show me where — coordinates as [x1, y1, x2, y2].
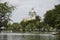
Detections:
[23, 8, 37, 22]
[29, 8, 37, 17]
[29, 8, 36, 12]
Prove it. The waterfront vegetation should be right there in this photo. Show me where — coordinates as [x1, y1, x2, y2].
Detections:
[0, 2, 60, 34]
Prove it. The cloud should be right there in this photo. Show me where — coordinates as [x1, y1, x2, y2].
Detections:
[9, 0, 60, 23]
[0, 0, 60, 23]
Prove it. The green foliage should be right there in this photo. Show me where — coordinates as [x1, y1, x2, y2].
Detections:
[44, 4, 60, 29]
[11, 23, 21, 32]
[20, 15, 41, 32]
[0, 2, 14, 28]
[44, 10, 56, 27]
[35, 15, 41, 21]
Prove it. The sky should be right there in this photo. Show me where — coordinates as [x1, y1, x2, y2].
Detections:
[0, 0, 60, 23]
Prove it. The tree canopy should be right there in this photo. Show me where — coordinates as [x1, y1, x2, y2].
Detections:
[0, 2, 14, 29]
[44, 4, 60, 29]
[20, 15, 41, 32]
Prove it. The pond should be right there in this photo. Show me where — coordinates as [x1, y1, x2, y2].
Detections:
[0, 33, 60, 40]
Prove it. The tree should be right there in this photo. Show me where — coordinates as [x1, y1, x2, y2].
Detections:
[11, 23, 21, 32]
[0, 2, 14, 29]
[35, 15, 41, 30]
[44, 4, 60, 29]
[25, 23, 35, 32]
[0, 2, 14, 27]
[20, 15, 41, 32]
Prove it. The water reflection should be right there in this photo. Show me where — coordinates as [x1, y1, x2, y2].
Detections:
[7, 35, 40, 40]
[0, 34, 60, 40]
[22, 35, 40, 40]
[0, 35, 7, 40]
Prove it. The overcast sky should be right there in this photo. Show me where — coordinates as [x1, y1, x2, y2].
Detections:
[0, 0, 60, 23]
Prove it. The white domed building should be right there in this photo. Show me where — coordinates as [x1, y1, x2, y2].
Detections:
[23, 8, 37, 22]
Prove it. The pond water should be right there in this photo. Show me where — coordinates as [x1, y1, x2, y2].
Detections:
[0, 33, 60, 40]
